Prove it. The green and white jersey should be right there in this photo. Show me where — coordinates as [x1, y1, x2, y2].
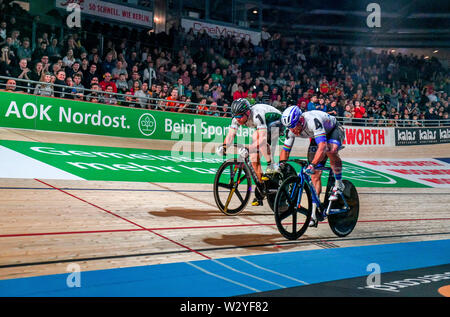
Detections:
[230, 103, 281, 131]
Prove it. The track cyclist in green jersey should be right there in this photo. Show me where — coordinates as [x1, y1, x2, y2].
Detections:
[280, 106, 346, 226]
[217, 98, 284, 207]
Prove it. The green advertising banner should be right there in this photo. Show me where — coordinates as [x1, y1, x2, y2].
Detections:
[0, 92, 254, 143]
[0, 140, 428, 188]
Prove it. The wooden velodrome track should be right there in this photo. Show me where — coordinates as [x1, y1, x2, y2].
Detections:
[0, 127, 449, 281]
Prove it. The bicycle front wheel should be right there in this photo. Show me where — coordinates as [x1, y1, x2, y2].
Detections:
[213, 159, 252, 215]
[273, 176, 312, 240]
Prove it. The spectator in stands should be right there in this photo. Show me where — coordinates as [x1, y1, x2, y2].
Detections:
[71, 73, 84, 96]
[411, 114, 422, 127]
[32, 41, 48, 63]
[0, 45, 12, 77]
[0, 21, 7, 46]
[122, 91, 137, 108]
[116, 73, 128, 95]
[99, 72, 117, 93]
[180, 70, 190, 87]
[127, 71, 142, 90]
[232, 83, 247, 100]
[441, 112, 449, 126]
[1, 78, 16, 92]
[196, 82, 212, 102]
[143, 60, 156, 87]
[54, 70, 68, 98]
[103, 85, 118, 105]
[307, 95, 318, 111]
[165, 88, 179, 112]
[40, 55, 50, 74]
[111, 60, 128, 81]
[327, 100, 341, 117]
[177, 97, 190, 113]
[343, 104, 353, 125]
[101, 53, 116, 75]
[85, 83, 103, 103]
[165, 64, 179, 83]
[47, 38, 62, 60]
[11, 58, 31, 92]
[174, 77, 185, 97]
[16, 37, 31, 62]
[29, 61, 43, 82]
[378, 110, 389, 127]
[66, 61, 81, 79]
[83, 63, 98, 88]
[34, 72, 53, 97]
[425, 106, 438, 125]
[316, 96, 327, 112]
[207, 102, 220, 116]
[133, 81, 149, 109]
[196, 97, 208, 115]
[353, 100, 366, 125]
[62, 49, 76, 68]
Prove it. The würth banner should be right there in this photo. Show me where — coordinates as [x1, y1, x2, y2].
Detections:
[395, 127, 450, 146]
[343, 126, 394, 146]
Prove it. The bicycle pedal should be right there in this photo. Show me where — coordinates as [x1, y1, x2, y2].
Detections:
[308, 219, 318, 228]
[251, 199, 263, 206]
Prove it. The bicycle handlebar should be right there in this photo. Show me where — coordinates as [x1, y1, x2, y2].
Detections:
[280, 159, 309, 167]
[280, 159, 332, 171]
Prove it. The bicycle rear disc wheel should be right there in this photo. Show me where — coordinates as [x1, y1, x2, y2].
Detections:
[327, 180, 359, 237]
[213, 159, 252, 215]
[274, 176, 312, 240]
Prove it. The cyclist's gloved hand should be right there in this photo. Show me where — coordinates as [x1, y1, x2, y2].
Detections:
[238, 147, 249, 158]
[216, 145, 226, 156]
[305, 164, 316, 175]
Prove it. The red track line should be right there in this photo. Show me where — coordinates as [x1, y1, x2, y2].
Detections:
[2, 217, 450, 239]
[34, 179, 211, 260]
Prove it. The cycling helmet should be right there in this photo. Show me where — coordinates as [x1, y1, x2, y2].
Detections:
[281, 106, 302, 129]
[231, 98, 251, 117]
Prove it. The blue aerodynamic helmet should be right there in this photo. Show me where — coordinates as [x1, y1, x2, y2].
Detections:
[281, 106, 302, 129]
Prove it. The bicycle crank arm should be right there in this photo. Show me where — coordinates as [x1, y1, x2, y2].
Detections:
[223, 186, 236, 213]
[325, 200, 332, 215]
[327, 208, 349, 215]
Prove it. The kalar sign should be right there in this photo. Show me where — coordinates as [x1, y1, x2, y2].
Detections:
[395, 127, 450, 145]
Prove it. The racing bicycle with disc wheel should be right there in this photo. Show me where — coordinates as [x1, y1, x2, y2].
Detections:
[273, 159, 359, 240]
[213, 144, 296, 215]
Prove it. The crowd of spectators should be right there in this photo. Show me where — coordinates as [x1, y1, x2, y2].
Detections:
[0, 0, 449, 126]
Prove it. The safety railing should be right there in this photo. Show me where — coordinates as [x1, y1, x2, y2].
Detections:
[0, 76, 229, 116]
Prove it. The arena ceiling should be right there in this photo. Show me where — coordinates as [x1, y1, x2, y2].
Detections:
[257, 0, 450, 48]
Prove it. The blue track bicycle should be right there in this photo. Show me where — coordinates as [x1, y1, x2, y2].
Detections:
[273, 159, 359, 240]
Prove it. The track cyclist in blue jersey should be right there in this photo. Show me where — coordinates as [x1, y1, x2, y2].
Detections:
[279, 106, 345, 226]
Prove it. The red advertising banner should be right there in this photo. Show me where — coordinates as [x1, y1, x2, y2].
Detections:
[343, 126, 393, 146]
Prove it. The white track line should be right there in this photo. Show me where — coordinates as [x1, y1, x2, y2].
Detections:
[211, 259, 286, 288]
[186, 261, 261, 293]
[236, 256, 309, 285]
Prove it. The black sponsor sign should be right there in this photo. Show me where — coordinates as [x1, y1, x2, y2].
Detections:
[395, 127, 450, 146]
